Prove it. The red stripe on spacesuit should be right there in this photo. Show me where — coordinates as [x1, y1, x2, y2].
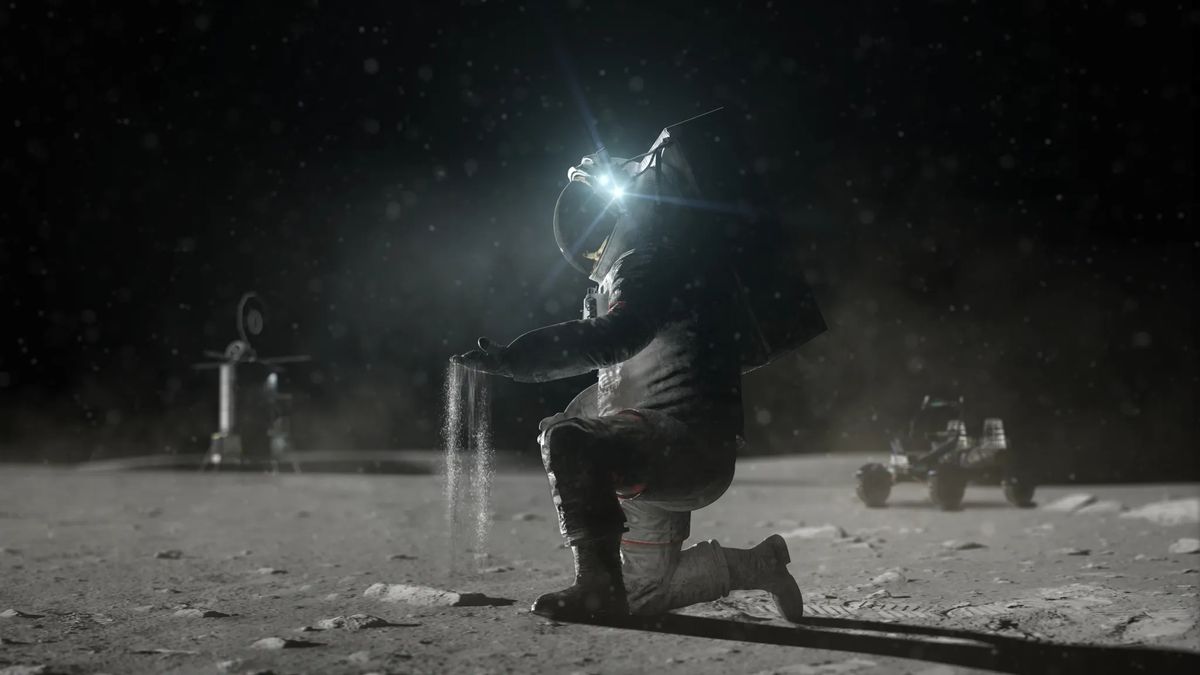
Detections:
[608, 300, 627, 313]
[616, 483, 646, 499]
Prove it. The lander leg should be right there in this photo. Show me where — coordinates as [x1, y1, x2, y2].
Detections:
[205, 362, 243, 467]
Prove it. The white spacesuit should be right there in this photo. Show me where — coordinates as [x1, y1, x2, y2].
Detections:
[454, 148, 809, 620]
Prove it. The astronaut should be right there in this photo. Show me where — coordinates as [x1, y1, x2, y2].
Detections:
[453, 154, 804, 620]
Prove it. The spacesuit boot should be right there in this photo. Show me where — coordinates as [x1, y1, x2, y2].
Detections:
[723, 534, 805, 621]
[531, 534, 629, 619]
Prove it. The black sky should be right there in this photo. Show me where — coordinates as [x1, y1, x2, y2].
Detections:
[1, 1, 1195, 480]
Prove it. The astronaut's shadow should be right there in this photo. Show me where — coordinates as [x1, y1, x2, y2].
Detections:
[578, 611, 1199, 674]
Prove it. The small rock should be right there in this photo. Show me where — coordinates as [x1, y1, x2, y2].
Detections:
[347, 651, 372, 664]
[1041, 494, 1096, 513]
[992, 578, 1014, 584]
[155, 549, 184, 560]
[0, 609, 43, 619]
[319, 614, 350, 629]
[481, 565, 513, 573]
[344, 614, 389, 630]
[1052, 547, 1091, 556]
[173, 608, 230, 618]
[780, 524, 846, 539]
[304, 614, 389, 631]
[387, 554, 417, 561]
[308, 617, 346, 631]
[512, 512, 541, 521]
[132, 648, 199, 655]
[251, 636, 321, 650]
[1075, 500, 1125, 515]
[865, 588, 891, 600]
[942, 540, 987, 551]
[363, 583, 491, 606]
[215, 659, 243, 673]
[256, 567, 288, 575]
[869, 569, 906, 586]
[1121, 498, 1200, 526]
[1168, 538, 1200, 555]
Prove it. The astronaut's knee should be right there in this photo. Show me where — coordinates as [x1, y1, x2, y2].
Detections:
[541, 419, 591, 454]
[540, 420, 590, 473]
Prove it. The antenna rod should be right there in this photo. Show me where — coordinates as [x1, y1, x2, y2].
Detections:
[665, 106, 725, 130]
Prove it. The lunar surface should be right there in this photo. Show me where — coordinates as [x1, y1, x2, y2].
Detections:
[1, 453, 1197, 674]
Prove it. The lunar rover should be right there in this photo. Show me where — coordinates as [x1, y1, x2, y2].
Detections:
[855, 396, 1036, 510]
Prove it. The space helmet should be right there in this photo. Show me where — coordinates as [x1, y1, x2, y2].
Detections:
[552, 160, 625, 276]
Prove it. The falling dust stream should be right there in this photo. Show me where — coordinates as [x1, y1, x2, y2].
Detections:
[443, 363, 495, 576]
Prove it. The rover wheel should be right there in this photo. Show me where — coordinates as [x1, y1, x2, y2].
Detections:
[928, 467, 967, 511]
[1002, 476, 1037, 508]
[855, 463, 893, 507]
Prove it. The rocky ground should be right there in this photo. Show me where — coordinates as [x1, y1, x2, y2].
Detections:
[1, 453, 1198, 674]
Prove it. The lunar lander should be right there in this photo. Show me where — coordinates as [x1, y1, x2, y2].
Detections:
[193, 293, 309, 468]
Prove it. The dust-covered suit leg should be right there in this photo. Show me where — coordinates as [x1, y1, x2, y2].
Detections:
[621, 500, 803, 620]
[621, 495, 731, 614]
[527, 383, 632, 618]
[539, 396, 803, 619]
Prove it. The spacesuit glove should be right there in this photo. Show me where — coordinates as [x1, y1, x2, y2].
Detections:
[450, 337, 513, 377]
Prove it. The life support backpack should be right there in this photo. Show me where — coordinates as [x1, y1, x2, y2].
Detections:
[612, 108, 826, 373]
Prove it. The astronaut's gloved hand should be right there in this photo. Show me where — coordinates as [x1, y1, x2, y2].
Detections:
[450, 337, 513, 377]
